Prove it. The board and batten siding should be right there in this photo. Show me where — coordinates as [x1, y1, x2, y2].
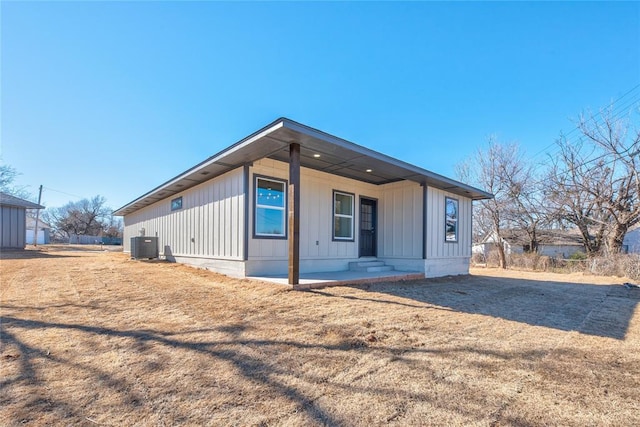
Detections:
[378, 181, 423, 259]
[123, 167, 245, 262]
[122, 156, 474, 278]
[248, 159, 380, 261]
[424, 186, 472, 277]
[425, 187, 472, 258]
[1, 205, 26, 249]
[247, 158, 425, 275]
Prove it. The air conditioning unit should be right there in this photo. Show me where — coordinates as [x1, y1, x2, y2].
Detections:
[130, 236, 158, 260]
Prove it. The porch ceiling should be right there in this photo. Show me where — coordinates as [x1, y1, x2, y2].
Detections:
[114, 118, 492, 216]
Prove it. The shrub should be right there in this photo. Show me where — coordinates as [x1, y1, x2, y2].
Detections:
[589, 254, 640, 281]
[508, 253, 551, 271]
[485, 249, 502, 268]
[471, 252, 486, 266]
[569, 251, 588, 260]
[621, 254, 640, 281]
[503, 251, 638, 280]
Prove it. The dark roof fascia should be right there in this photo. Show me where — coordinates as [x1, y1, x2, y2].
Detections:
[0, 192, 44, 209]
[281, 118, 493, 200]
[114, 117, 493, 216]
[113, 119, 286, 215]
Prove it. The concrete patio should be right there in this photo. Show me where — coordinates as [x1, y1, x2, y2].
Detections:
[248, 269, 424, 290]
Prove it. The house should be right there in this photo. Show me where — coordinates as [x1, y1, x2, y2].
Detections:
[0, 192, 45, 250]
[26, 216, 51, 245]
[623, 225, 640, 254]
[473, 228, 585, 259]
[114, 118, 492, 284]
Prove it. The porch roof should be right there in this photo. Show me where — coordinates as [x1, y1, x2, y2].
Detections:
[114, 118, 492, 216]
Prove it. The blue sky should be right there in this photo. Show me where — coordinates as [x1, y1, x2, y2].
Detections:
[2, 1, 639, 211]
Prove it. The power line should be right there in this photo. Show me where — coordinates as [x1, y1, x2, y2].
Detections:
[42, 186, 85, 200]
[529, 83, 640, 161]
[528, 100, 640, 172]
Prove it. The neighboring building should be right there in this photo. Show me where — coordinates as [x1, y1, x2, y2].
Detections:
[114, 118, 492, 284]
[0, 192, 44, 250]
[473, 228, 585, 259]
[623, 225, 640, 254]
[26, 216, 51, 245]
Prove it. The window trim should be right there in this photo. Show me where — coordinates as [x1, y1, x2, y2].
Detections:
[171, 196, 183, 211]
[253, 175, 288, 240]
[445, 196, 459, 243]
[332, 190, 355, 242]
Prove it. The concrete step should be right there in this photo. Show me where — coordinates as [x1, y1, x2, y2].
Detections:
[350, 261, 385, 268]
[349, 260, 394, 273]
[364, 265, 394, 273]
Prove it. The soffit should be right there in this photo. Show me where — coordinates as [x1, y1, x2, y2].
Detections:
[113, 118, 492, 216]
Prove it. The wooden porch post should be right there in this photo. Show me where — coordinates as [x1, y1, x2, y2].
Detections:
[288, 143, 300, 285]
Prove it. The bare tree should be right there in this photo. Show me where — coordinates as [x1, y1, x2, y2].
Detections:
[545, 109, 639, 254]
[544, 140, 609, 253]
[498, 149, 547, 253]
[103, 214, 123, 238]
[0, 163, 31, 199]
[45, 196, 111, 238]
[580, 111, 640, 252]
[457, 138, 533, 268]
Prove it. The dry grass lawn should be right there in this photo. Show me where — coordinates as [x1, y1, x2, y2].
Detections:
[1, 246, 639, 426]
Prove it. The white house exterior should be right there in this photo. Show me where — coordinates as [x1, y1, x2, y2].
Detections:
[623, 226, 640, 254]
[473, 229, 585, 259]
[26, 217, 51, 245]
[114, 118, 491, 284]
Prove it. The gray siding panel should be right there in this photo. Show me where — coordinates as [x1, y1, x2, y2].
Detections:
[1, 206, 26, 249]
[249, 159, 424, 262]
[123, 167, 245, 260]
[249, 159, 381, 261]
[378, 181, 423, 259]
[425, 187, 472, 259]
[121, 158, 473, 277]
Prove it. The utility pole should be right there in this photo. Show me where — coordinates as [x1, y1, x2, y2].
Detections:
[33, 185, 43, 247]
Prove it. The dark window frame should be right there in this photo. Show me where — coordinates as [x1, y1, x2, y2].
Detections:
[171, 196, 183, 211]
[445, 196, 459, 243]
[253, 174, 288, 240]
[332, 190, 355, 242]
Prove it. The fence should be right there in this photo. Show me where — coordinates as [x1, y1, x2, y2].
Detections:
[68, 234, 104, 245]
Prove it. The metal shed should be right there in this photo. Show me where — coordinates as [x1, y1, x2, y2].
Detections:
[0, 192, 45, 250]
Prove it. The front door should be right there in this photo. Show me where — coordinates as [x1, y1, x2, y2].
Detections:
[359, 198, 377, 257]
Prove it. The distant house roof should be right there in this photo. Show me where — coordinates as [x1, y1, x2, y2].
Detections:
[481, 229, 584, 247]
[114, 117, 493, 216]
[26, 216, 51, 229]
[0, 192, 44, 209]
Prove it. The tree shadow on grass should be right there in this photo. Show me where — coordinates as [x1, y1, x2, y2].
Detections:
[0, 250, 80, 260]
[0, 316, 347, 425]
[337, 275, 639, 340]
[0, 314, 561, 426]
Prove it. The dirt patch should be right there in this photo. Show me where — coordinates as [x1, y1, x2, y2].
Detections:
[1, 250, 639, 426]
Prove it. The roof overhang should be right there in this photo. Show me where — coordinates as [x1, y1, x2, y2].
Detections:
[114, 118, 493, 216]
[0, 192, 44, 209]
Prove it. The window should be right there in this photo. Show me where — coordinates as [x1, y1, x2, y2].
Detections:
[171, 196, 183, 211]
[445, 197, 458, 242]
[333, 191, 354, 241]
[255, 176, 286, 238]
